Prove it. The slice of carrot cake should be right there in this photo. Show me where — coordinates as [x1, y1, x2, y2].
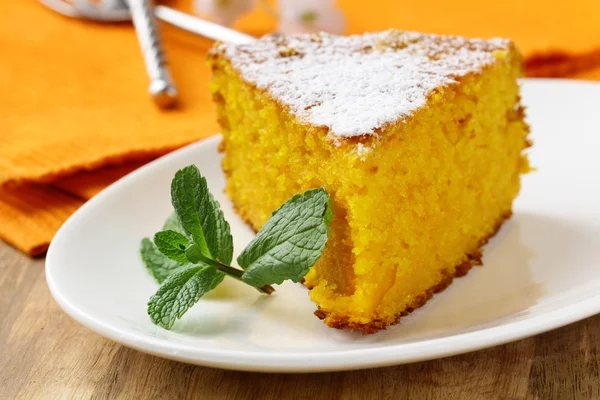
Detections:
[208, 30, 531, 333]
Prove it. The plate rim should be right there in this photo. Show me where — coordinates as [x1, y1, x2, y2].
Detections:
[46, 78, 600, 373]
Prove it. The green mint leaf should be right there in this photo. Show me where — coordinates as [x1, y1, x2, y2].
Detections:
[140, 238, 190, 284]
[147, 265, 224, 330]
[171, 165, 212, 257]
[154, 230, 190, 264]
[171, 165, 233, 265]
[162, 211, 186, 236]
[197, 179, 234, 265]
[238, 188, 332, 287]
[211, 270, 226, 289]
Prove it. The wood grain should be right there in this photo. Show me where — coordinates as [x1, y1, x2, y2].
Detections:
[1, 241, 598, 400]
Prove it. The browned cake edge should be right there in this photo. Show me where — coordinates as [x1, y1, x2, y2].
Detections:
[313, 211, 513, 335]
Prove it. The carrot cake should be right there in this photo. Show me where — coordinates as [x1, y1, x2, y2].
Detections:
[208, 30, 531, 333]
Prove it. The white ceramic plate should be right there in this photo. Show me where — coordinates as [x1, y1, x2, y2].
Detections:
[46, 79, 600, 373]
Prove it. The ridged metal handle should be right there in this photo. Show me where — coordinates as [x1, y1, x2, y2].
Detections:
[127, 0, 178, 108]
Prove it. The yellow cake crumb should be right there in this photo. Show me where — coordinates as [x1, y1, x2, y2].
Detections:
[208, 30, 531, 333]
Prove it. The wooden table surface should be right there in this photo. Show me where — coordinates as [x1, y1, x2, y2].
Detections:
[1, 241, 598, 400]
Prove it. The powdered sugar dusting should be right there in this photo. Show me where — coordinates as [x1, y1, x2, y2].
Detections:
[213, 30, 511, 138]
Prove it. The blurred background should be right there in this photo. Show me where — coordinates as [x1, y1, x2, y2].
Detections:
[1, 0, 599, 255]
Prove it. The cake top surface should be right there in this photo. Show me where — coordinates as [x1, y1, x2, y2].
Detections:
[212, 30, 511, 138]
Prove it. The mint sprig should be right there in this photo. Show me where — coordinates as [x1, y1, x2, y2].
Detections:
[140, 164, 332, 330]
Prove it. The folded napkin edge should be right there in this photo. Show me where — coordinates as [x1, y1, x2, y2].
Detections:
[0, 137, 206, 188]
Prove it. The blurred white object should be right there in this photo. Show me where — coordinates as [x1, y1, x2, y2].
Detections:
[277, 0, 345, 34]
[190, 0, 346, 35]
[194, 0, 254, 26]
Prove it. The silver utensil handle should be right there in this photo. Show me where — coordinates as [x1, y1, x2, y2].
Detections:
[127, 0, 178, 108]
[154, 6, 256, 45]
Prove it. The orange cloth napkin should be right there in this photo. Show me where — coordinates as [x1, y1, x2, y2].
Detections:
[1, 1, 218, 187]
[2, 0, 600, 255]
[1, 0, 226, 254]
[337, 0, 600, 77]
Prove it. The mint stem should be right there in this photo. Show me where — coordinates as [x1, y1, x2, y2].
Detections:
[186, 248, 273, 294]
[216, 262, 275, 295]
